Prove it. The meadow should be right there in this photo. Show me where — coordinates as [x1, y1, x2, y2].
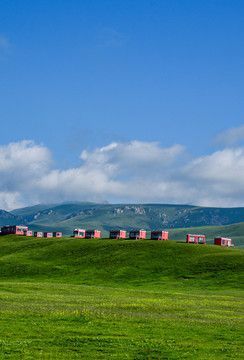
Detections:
[0, 236, 243, 359]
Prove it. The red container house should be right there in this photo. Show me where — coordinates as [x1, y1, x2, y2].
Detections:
[44, 232, 53, 238]
[34, 231, 43, 238]
[24, 230, 33, 236]
[109, 229, 127, 239]
[85, 229, 101, 239]
[129, 229, 147, 239]
[53, 232, 62, 237]
[214, 237, 233, 247]
[151, 230, 168, 240]
[73, 229, 86, 238]
[1, 225, 28, 235]
[186, 234, 206, 244]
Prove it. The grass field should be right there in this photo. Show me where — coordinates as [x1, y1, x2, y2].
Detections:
[0, 235, 243, 359]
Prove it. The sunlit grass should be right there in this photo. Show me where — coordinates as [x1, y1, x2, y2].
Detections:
[0, 235, 243, 359]
[0, 282, 243, 359]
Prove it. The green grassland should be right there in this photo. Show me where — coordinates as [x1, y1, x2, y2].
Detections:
[0, 235, 243, 359]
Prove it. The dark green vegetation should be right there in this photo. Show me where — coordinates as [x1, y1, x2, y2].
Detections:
[0, 235, 243, 359]
[0, 236, 243, 290]
[9, 202, 244, 241]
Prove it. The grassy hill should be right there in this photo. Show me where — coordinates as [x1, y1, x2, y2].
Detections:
[0, 235, 243, 291]
[0, 235, 243, 359]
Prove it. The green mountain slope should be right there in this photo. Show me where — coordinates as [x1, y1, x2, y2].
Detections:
[0, 210, 27, 228]
[9, 202, 244, 238]
[170, 221, 244, 248]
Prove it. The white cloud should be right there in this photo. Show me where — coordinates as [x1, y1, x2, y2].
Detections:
[215, 125, 244, 146]
[184, 148, 244, 182]
[1, 139, 244, 210]
[0, 192, 24, 211]
[0, 140, 52, 201]
[180, 147, 244, 206]
[0, 140, 51, 172]
[37, 140, 182, 203]
[80, 141, 184, 177]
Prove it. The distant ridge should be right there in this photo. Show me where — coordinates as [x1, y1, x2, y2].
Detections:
[0, 202, 242, 244]
[0, 209, 27, 227]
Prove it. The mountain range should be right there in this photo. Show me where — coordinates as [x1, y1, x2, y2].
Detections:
[0, 202, 243, 245]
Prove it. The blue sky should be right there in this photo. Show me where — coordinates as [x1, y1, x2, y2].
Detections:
[0, 0, 244, 209]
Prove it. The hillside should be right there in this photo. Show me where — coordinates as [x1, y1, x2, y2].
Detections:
[9, 202, 244, 237]
[170, 222, 244, 248]
[0, 235, 243, 291]
[0, 209, 27, 228]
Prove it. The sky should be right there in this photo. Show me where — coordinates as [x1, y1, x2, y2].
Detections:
[0, 0, 244, 210]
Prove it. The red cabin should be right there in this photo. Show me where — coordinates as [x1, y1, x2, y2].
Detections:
[53, 232, 62, 237]
[73, 229, 86, 238]
[186, 234, 206, 244]
[151, 230, 168, 240]
[109, 229, 127, 239]
[24, 230, 33, 236]
[1, 225, 28, 235]
[34, 231, 43, 238]
[85, 229, 101, 239]
[129, 229, 147, 239]
[214, 237, 233, 247]
[44, 232, 53, 238]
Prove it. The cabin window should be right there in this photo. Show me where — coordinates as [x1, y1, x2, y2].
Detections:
[189, 236, 195, 242]
[198, 237, 204, 243]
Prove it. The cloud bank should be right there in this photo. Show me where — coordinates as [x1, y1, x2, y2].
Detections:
[215, 125, 244, 146]
[1, 139, 244, 210]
